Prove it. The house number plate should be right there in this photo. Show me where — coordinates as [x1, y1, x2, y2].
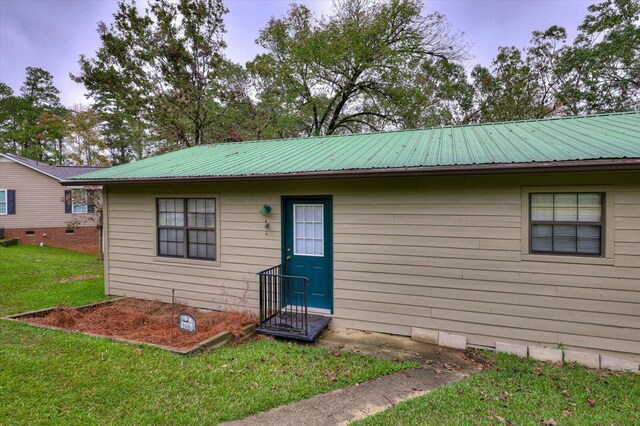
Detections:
[178, 312, 197, 334]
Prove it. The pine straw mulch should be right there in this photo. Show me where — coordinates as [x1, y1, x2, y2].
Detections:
[24, 298, 257, 349]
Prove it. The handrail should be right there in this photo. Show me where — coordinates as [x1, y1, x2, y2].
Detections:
[257, 264, 309, 335]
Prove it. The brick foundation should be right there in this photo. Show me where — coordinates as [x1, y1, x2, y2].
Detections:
[4, 226, 100, 253]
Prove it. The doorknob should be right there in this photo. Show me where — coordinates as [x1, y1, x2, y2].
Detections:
[286, 255, 291, 261]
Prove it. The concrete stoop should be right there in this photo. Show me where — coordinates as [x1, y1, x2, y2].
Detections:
[411, 327, 640, 373]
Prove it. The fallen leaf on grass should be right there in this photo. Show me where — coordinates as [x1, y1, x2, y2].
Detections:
[494, 391, 513, 401]
[323, 370, 338, 382]
[541, 418, 557, 426]
[587, 398, 596, 407]
[495, 415, 513, 425]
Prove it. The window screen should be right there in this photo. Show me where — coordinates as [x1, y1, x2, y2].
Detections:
[530, 193, 603, 256]
[157, 198, 216, 260]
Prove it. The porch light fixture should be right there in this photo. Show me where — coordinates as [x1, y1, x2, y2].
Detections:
[260, 204, 272, 234]
[259, 204, 272, 215]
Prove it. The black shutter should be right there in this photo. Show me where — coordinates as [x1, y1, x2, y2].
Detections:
[7, 190, 15, 215]
[64, 190, 72, 213]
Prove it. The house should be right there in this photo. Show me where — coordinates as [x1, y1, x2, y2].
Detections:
[0, 153, 105, 253]
[70, 112, 640, 361]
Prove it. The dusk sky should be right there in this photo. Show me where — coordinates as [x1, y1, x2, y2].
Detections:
[0, 0, 593, 106]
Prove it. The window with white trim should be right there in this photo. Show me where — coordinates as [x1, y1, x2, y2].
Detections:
[72, 189, 88, 214]
[530, 192, 604, 256]
[0, 190, 6, 215]
[157, 198, 216, 260]
[294, 204, 324, 256]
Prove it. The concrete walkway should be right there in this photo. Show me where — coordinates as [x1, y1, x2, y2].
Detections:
[222, 365, 464, 426]
[223, 329, 488, 426]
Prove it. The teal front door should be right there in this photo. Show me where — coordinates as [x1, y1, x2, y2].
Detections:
[283, 196, 333, 311]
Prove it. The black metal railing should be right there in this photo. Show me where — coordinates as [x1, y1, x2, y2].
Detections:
[257, 264, 309, 335]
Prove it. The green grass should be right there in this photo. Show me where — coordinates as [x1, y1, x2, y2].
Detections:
[1, 321, 412, 424]
[354, 352, 640, 426]
[0, 245, 106, 316]
[0, 245, 414, 424]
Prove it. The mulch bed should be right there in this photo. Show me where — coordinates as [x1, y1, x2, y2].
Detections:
[23, 298, 257, 350]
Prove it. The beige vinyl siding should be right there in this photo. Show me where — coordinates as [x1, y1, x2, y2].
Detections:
[0, 157, 97, 228]
[104, 171, 640, 361]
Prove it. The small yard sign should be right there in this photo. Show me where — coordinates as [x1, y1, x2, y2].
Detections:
[178, 312, 196, 334]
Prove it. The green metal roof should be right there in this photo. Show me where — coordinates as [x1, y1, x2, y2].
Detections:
[73, 112, 640, 182]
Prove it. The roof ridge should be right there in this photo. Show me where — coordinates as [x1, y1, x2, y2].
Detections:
[198, 110, 640, 148]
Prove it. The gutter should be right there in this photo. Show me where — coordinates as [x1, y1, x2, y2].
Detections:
[61, 158, 640, 186]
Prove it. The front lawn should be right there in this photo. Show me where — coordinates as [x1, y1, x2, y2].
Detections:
[0, 245, 413, 424]
[355, 352, 640, 426]
[0, 244, 105, 316]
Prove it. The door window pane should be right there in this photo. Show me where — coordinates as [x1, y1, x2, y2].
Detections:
[304, 223, 313, 237]
[305, 239, 314, 254]
[293, 204, 324, 256]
